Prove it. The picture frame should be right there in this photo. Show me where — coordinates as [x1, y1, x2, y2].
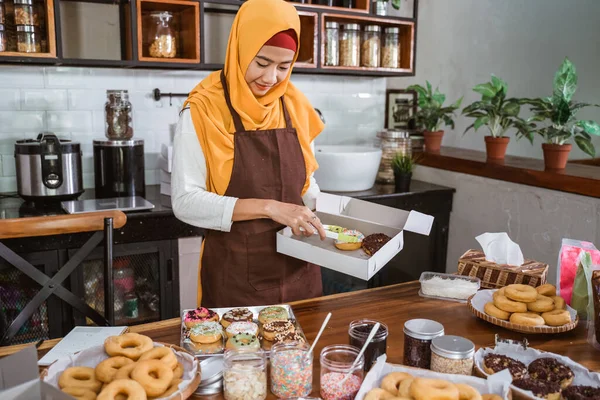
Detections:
[385, 89, 417, 129]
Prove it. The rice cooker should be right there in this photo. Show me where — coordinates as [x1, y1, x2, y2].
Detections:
[14, 132, 84, 201]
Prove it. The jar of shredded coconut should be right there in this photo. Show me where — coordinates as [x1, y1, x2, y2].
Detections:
[223, 349, 267, 400]
[419, 271, 480, 302]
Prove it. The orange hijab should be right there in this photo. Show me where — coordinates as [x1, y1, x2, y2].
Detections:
[183, 0, 324, 196]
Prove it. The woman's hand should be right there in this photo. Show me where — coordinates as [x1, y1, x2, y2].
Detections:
[265, 200, 326, 240]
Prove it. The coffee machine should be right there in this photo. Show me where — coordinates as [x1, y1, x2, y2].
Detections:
[94, 90, 145, 199]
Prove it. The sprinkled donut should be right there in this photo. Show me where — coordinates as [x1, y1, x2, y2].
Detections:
[225, 321, 259, 339]
[184, 307, 218, 328]
[561, 385, 600, 400]
[528, 357, 574, 389]
[512, 378, 561, 400]
[334, 229, 365, 251]
[221, 307, 253, 328]
[482, 354, 527, 379]
[258, 306, 288, 325]
[262, 320, 295, 341]
[226, 333, 260, 351]
[189, 321, 223, 344]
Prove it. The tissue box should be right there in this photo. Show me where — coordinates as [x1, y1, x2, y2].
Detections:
[457, 249, 549, 289]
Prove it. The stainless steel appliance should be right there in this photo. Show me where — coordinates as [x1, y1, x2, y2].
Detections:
[14, 132, 84, 201]
[61, 196, 155, 214]
[93, 139, 145, 199]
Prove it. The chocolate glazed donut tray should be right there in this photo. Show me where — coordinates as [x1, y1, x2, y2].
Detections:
[180, 304, 307, 358]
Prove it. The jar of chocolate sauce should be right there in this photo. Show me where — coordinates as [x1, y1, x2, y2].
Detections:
[348, 319, 388, 371]
[403, 319, 444, 369]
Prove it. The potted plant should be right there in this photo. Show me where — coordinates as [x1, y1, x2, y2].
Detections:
[524, 58, 600, 170]
[392, 153, 417, 192]
[407, 82, 463, 153]
[462, 75, 534, 161]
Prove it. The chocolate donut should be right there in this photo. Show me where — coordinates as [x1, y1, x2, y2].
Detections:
[512, 378, 561, 400]
[528, 357, 574, 388]
[561, 385, 600, 400]
[273, 331, 305, 344]
[483, 354, 527, 379]
[362, 233, 392, 256]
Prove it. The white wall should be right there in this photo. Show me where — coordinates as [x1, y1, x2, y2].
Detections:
[389, 0, 600, 160]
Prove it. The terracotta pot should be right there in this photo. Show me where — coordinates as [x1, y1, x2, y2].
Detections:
[423, 130, 444, 153]
[542, 143, 572, 170]
[484, 136, 510, 160]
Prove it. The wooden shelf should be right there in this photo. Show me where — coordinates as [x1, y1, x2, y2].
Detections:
[297, 11, 318, 67]
[0, 0, 57, 58]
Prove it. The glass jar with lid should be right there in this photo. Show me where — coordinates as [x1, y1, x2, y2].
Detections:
[14, 0, 34, 25]
[339, 23, 360, 67]
[376, 129, 412, 183]
[361, 25, 380, 67]
[373, 0, 387, 15]
[223, 349, 267, 400]
[430, 335, 475, 375]
[403, 319, 444, 369]
[17, 25, 41, 52]
[324, 21, 339, 66]
[0, 24, 5, 52]
[320, 345, 364, 400]
[0, 0, 5, 24]
[270, 341, 313, 398]
[105, 90, 133, 140]
[348, 319, 388, 372]
[148, 11, 176, 58]
[382, 27, 400, 68]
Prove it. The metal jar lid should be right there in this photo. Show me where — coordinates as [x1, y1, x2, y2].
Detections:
[431, 335, 475, 359]
[403, 319, 444, 340]
[343, 23, 360, 31]
[93, 139, 144, 147]
[17, 25, 38, 33]
[365, 25, 381, 32]
[198, 357, 224, 387]
[0, 24, 4, 32]
[326, 21, 340, 29]
[385, 27, 400, 34]
[377, 129, 413, 139]
[14, 0, 34, 5]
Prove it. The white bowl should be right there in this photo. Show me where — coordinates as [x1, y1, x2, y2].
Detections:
[314, 145, 382, 192]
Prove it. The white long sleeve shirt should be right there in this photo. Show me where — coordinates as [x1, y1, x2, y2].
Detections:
[171, 108, 320, 232]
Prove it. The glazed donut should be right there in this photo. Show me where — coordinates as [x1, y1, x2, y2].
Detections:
[226, 333, 260, 350]
[334, 229, 365, 251]
[365, 388, 397, 400]
[492, 287, 506, 299]
[104, 333, 153, 360]
[221, 307, 254, 328]
[455, 384, 482, 400]
[381, 372, 413, 395]
[481, 395, 503, 400]
[173, 362, 184, 380]
[62, 387, 97, 400]
[113, 362, 137, 381]
[484, 302, 511, 320]
[183, 307, 219, 328]
[157, 379, 182, 399]
[493, 294, 527, 313]
[509, 312, 545, 327]
[536, 283, 557, 297]
[97, 379, 147, 400]
[552, 296, 566, 310]
[541, 309, 571, 326]
[58, 367, 103, 392]
[131, 360, 174, 397]
[528, 357, 574, 389]
[262, 320, 295, 341]
[258, 306, 288, 325]
[226, 321, 259, 339]
[95, 356, 134, 383]
[410, 378, 460, 400]
[398, 378, 415, 398]
[505, 284, 538, 303]
[527, 294, 555, 313]
[138, 347, 177, 370]
[189, 321, 223, 344]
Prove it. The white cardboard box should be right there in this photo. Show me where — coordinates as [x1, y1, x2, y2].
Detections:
[160, 169, 171, 184]
[277, 192, 434, 280]
[160, 181, 171, 196]
[158, 154, 172, 173]
[161, 143, 173, 165]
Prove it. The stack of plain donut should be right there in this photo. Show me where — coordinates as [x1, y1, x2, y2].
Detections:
[57, 332, 185, 400]
[484, 284, 572, 328]
[365, 372, 502, 400]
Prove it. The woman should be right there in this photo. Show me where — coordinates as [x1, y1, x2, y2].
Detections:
[172, 0, 327, 308]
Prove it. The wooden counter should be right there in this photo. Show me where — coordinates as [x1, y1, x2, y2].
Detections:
[2, 282, 598, 398]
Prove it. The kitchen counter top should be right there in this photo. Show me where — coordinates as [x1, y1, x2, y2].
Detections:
[1, 281, 597, 398]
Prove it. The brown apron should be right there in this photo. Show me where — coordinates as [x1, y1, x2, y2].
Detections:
[198, 72, 323, 308]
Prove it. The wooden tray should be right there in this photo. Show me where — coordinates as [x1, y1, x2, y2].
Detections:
[41, 341, 201, 400]
[467, 293, 579, 334]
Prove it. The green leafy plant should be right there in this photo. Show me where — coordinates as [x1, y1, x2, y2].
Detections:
[407, 82, 463, 132]
[392, 153, 419, 174]
[524, 58, 600, 156]
[462, 75, 534, 142]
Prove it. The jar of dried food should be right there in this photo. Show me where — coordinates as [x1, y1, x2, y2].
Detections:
[0, 0, 5, 24]
[324, 21, 339, 66]
[270, 341, 313, 398]
[148, 11, 176, 58]
[403, 319, 444, 369]
[339, 23, 360, 67]
[0, 24, 6, 52]
[16, 24, 40, 52]
[382, 27, 400, 68]
[361, 25, 380, 68]
[373, 0, 387, 16]
[33, 0, 45, 28]
[320, 345, 364, 400]
[430, 335, 475, 375]
[376, 129, 412, 183]
[14, 0, 34, 25]
[105, 90, 133, 140]
[223, 349, 267, 400]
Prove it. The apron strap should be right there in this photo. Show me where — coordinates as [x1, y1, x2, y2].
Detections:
[220, 70, 246, 132]
[280, 96, 293, 129]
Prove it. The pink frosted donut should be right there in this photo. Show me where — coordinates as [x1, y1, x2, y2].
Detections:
[334, 229, 365, 251]
[184, 308, 219, 328]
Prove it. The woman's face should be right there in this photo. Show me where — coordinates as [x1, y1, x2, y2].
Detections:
[245, 45, 295, 97]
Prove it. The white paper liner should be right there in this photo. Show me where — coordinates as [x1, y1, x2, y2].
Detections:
[42, 342, 199, 400]
[356, 354, 512, 400]
[471, 290, 577, 327]
[475, 342, 600, 399]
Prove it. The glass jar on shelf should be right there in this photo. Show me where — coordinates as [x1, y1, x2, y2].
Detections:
[270, 341, 313, 398]
[0, 0, 5, 24]
[16, 24, 41, 52]
[361, 25, 380, 67]
[147, 11, 176, 58]
[324, 21, 339, 66]
[14, 0, 34, 25]
[320, 345, 364, 400]
[339, 23, 360, 67]
[373, 0, 387, 16]
[223, 349, 267, 400]
[0, 24, 6, 52]
[104, 90, 133, 140]
[33, 0, 45, 32]
[382, 27, 400, 68]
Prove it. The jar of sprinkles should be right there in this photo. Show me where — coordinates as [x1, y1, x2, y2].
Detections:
[270, 341, 313, 398]
[403, 319, 444, 369]
[320, 345, 364, 400]
[430, 335, 475, 375]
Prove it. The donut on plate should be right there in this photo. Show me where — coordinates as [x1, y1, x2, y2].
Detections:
[258, 306, 288, 325]
[561, 385, 600, 400]
[482, 354, 527, 379]
[183, 307, 219, 328]
[505, 284, 538, 303]
[58, 366, 103, 392]
[528, 357, 574, 389]
[221, 308, 253, 328]
[104, 333, 153, 361]
[334, 229, 365, 251]
[512, 378, 561, 400]
[226, 333, 260, 351]
[262, 320, 295, 341]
